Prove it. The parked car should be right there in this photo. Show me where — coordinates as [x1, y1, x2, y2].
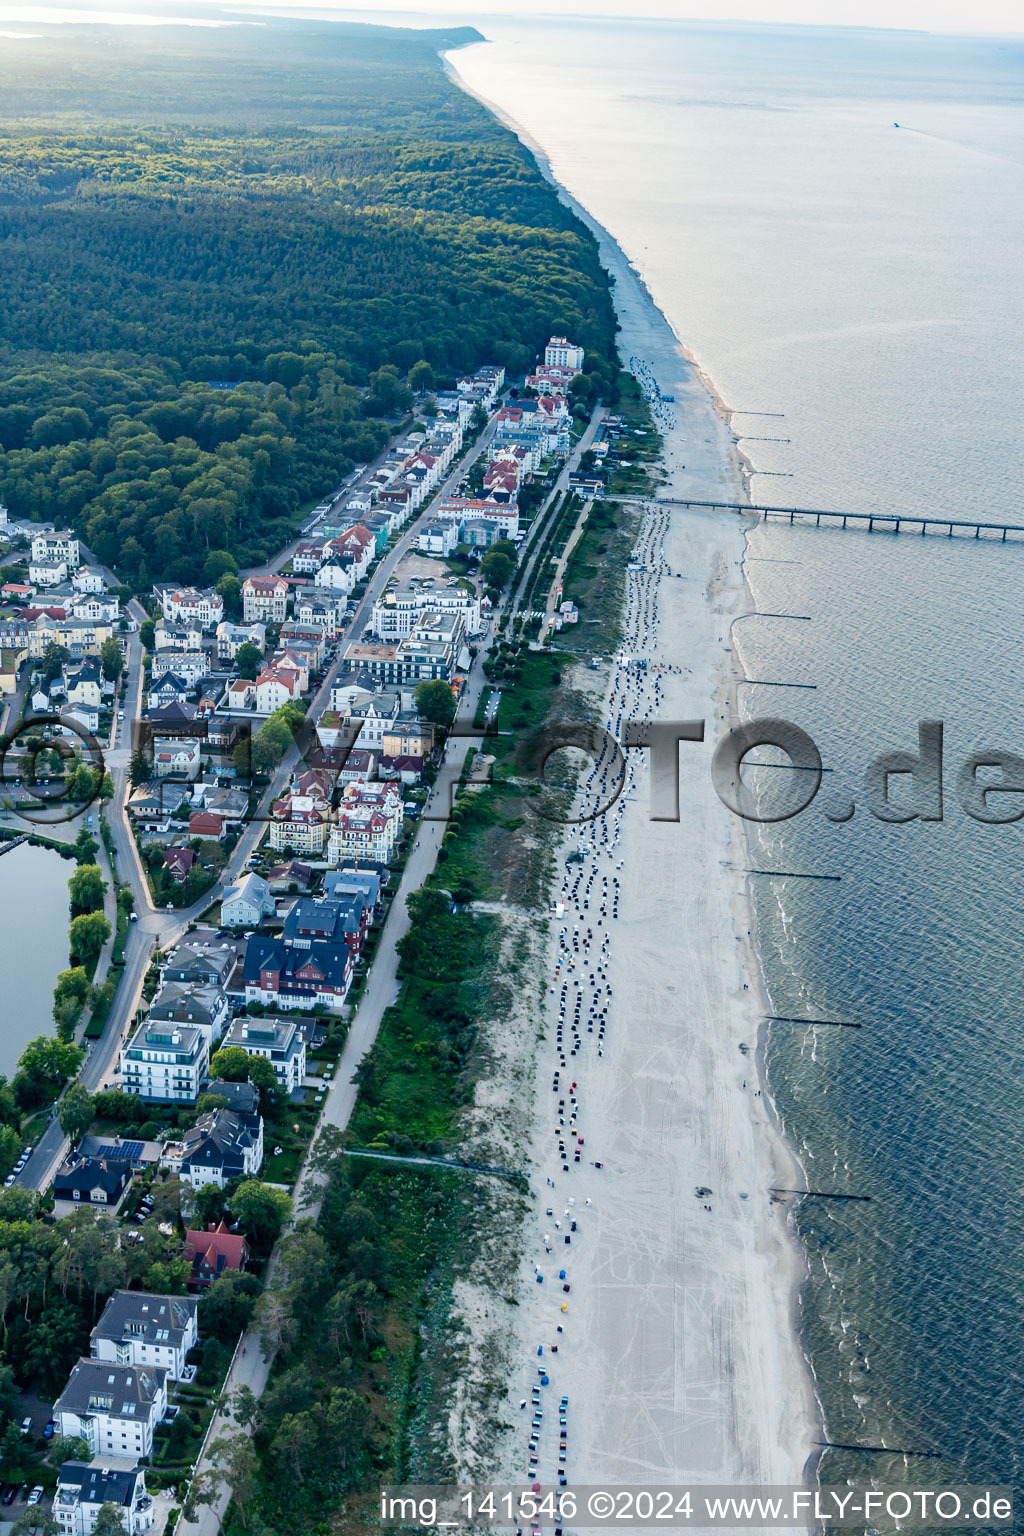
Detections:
[1, 1484, 18, 1505]
[19, 1417, 32, 1435]
[4, 1175, 17, 1187]
[27, 1487, 43, 1506]
[43, 1420, 55, 1440]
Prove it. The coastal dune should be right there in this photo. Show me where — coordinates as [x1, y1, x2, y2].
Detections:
[447, 55, 819, 1501]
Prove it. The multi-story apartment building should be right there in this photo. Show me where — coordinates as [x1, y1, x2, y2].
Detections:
[31, 530, 80, 569]
[119, 1022, 210, 1103]
[221, 1016, 308, 1095]
[90, 1292, 198, 1381]
[241, 575, 288, 623]
[54, 1360, 168, 1460]
[268, 792, 330, 854]
[544, 335, 585, 371]
[158, 586, 224, 630]
[53, 1462, 153, 1536]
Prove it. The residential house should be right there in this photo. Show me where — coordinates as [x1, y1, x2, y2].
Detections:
[52, 1155, 134, 1220]
[225, 677, 255, 712]
[70, 592, 120, 624]
[284, 892, 369, 962]
[162, 847, 196, 885]
[64, 658, 103, 709]
[254, 665, 302, 715]
[90, 1292, 198, 1381]
[242, 903, 354, 1011]
[63, 702, 100, 737]
[278, 624, 326, 667]
[327, 805, 395, 866]
[54, 1360, 167, 1460]
[313, 560, 354, 594]
[146, 700, 198, 728]
[265, 860, 313, 894]
[127, 781, 190, 833]
[189, 810, 224, 840]
[292, 594, 341, 637]
[324, 865, 382, 909]
[72, 566, 106, 594]
[192, 783, 249, 824]
[160, 933, 242, 991]
[221, 872, 275, 928]
[241, 575, 288, 623]
[31, 530, 80, 569]
[53, 1461, 153, 1536]
[271, 646, 310, 692]
[183, 1221, 250, 1286]
[420, 522, 460, 559]
[148, 672, 192, 708]
[176, 1107, 264, 1190]
[268, 792, 329, 855]
[215, 620, 266, 662]
[371, 581, 480, 641]
[147, 982, 229, 1047]
[379, 753, 423, 784]
[291, 540, 326, 574]
[151, 649, 207, 688]
[152, 738, 201, 780]
[159, 586, 223, 630]
[221, 1016, 307, 1095]
[119, 1022, 210, 1103]
[205, 1079, 260, 1116]
[382, 718, 433, 759]
[76, 1135, 161, 1171]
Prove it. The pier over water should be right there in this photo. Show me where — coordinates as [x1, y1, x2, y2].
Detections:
[611, 496, 1024, 542]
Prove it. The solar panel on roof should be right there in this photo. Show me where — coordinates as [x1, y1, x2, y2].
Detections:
[98, 1141, 143, 1161]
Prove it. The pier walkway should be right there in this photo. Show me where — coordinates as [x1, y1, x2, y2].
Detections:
[610, 495, 1024, 542]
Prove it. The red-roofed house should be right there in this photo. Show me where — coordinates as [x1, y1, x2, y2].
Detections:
[164, 847, 197, 884]
[255, 665, 302, 715]
[189, 811, 225, 841]
[184, 1221, 250, 1286]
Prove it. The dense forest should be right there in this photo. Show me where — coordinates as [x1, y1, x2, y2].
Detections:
[0, 20, 618, 583]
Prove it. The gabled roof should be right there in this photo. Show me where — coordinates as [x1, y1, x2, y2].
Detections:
[55, 1359, 166, 1419]
[92, 1290, 197, 1350]
[53, 1155, 132, 1200]
[180, 1108, 261, 1176]
[56, 1461, 143, 1510]
[222, 872, 272, 911]
[184, 1220, 250, 1278]
[244, 933, 351, 989]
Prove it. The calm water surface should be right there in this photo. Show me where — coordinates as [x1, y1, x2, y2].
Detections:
[0, 840, 71, 1078]
[454, 20, 1024, 1494]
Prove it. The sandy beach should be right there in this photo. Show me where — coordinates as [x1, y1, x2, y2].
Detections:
[447, 56, 821, 1511]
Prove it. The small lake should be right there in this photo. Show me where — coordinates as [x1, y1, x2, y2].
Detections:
[0, 841, 71, 1079]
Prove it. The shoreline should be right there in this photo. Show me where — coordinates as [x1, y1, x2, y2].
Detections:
[445, 48, 822, 1493]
